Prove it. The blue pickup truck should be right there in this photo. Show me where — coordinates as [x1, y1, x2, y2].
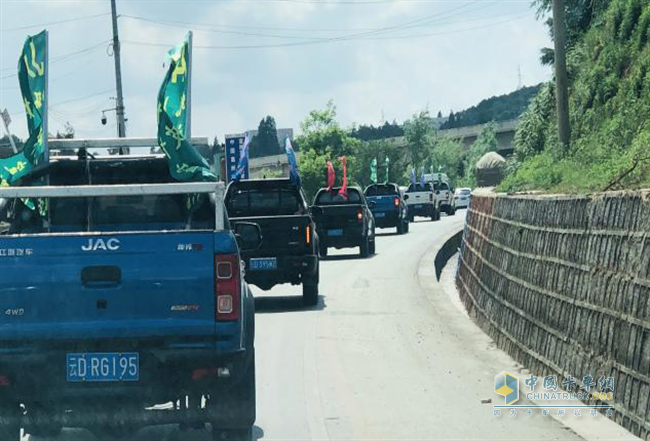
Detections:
[0, 155, 259, 440]
[363, 183, 410, 234]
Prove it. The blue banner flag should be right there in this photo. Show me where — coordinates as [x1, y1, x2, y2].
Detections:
[231, 135, 250, 182]
[411, 168, 416, 186]
[285, 137, 301, 188]
[420, 166, 426, 187]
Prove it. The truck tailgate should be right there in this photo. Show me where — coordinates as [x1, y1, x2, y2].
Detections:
[0, 231, 216, 340]
[315, 205, 363, 228]
[230, 215, 311, 256]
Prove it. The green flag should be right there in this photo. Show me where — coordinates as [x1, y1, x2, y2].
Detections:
[370, 158, 378, 184]
[0, 30, 47, 188]
[384, 156, 390, 183]
[157, 33, 216, 182]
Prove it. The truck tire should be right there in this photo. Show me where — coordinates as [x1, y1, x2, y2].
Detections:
[319, 243, 328, 257]
[369, 238, 376, 255]
[0, 403, 21, 441]
[302, 266, 319, 306]
[360, 238, 370, 257]
[397, 220, 405, 235]
[404, 220, 410, 233]
[211, 351, 256, 441]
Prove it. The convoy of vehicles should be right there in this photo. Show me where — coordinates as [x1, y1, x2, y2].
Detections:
[363, 183, 410, 234]
[224, 178, 320, 306]
[455, 187, 472, 209]
[311, 186, 376, 257]
[404, 182, 440, 221]
[0, 151, 259, 441]
[0, 138, 468, 438]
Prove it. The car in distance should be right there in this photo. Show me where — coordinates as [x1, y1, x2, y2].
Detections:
[224, 178, 320, 306]
[0, 152, 259, 441]
[455, 187, 472, 209]
[363, 183, 409, 234]
[404, 182, 439, 221]
[311, 186, 376, 257]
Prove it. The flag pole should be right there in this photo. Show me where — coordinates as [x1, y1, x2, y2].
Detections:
[43, 30, 49, 162]
[185, 31, 193, 142]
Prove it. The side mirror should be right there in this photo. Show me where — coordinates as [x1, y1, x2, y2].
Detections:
[403, 194, 410, 200]
[310, 205, 323, 216]
[368, 201, 377, 209]
[233, 222, 263, 252]
[435, 190, 440, 195]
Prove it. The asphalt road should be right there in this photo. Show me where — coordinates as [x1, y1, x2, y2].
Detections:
[26, 213, 590, 441]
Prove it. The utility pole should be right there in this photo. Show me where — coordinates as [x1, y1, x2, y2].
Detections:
[552, 0, 571, 149]
[110, 0, 127, 150]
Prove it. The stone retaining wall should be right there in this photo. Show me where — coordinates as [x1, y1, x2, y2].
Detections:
[456, 190, 650, 439]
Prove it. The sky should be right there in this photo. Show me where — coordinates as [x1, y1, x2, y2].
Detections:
[0, 0, 552, 143]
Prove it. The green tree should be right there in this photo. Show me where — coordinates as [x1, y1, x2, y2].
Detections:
[403, 110, 435, 169]
[430, 137, 465, 183]
[250, 116, 281, 158]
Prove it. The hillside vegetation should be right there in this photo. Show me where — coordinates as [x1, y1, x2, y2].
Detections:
[501, 0, 650, 192]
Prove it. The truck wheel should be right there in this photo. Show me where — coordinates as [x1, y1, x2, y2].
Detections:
[404, 221, 410, 233]
[214, 426, 253, 441]
[0, 403, 21, 441]
[449, 206, 456, 216]
[360, 238, 370, 257]
[397, 220, 405, 235]
[369, 238, 376, 255]
[302, 267, 319, 306]
[319, 244, 328, 257]
[210, 351, 256, 441]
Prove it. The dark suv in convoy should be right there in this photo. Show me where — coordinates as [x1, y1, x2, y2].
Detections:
[224, 179, 320, 306]
[311, 186, 376, 258]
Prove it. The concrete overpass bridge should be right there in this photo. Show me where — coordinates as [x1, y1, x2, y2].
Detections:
[387, 119, 519, 155]
[245, 119, 519, 178]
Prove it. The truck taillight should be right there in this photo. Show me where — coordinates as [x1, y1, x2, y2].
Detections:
[357, 209, 363, 222]
[394, 197, 400, 207]
[305, 225, 311, 245]
[214, 254, 241, 321]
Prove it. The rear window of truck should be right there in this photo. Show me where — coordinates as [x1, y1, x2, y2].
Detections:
[315, 189, 362, 205]
[226, 188, 303, 217]
[407, 184, 432, 193]
[365, 185, 398, 197]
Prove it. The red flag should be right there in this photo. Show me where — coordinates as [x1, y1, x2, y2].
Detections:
[326, 160, 335, 191]
[338, 156, 347, 200]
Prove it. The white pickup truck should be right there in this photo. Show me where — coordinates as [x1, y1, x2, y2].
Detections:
[404, 183, 440, 221]
[426, 173, 456, 216]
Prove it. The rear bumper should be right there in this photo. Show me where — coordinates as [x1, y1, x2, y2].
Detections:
[243, 254, 318, 289]
[372, 210, 401, 228]
[319, 231, 365, 249]
[407, 204, 436, 217]
[0, 340, 250, 405]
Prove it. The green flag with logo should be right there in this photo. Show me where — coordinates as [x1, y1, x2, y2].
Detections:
[157, 33, 216, 182]
[0, 30, 47, 188]
[370, 158, 377, 184]
[384, 156, 390, 183]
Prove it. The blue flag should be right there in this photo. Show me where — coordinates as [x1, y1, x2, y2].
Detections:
[285, 137, 301, 188]
[411, 168, 416, 186]
[231, 135, 250, 182]
[420, 166, 426, 187]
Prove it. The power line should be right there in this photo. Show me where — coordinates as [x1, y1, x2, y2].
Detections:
[122, 1, 486, 49]
[122, 3, 527, 50]
[1, 12, 109, 32]
[120, 2, 499, 39]
[0, 40, 110, 77]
